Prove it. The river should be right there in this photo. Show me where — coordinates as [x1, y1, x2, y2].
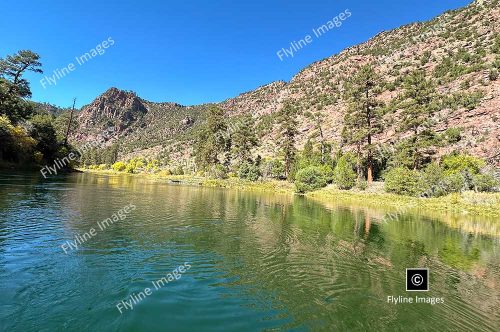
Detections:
[0, 172, 498, 331]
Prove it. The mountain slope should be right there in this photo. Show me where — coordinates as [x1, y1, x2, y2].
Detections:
[72, 0, 500, 166]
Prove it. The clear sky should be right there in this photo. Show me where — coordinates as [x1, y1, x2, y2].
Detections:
[0, 0, 471, 108]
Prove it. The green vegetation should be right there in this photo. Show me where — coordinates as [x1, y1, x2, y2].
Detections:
[276, 102, 298, 180]
[193, 105, 228, 171]
[333, 153, 357, 190]
[400, 70, 438, 169]
[309, 187, 500, 222]
[342, 64, 384, 184]
[384, 154, 497, 197]
[385, 167, 422, 196]
[294, 166, 327, 194]
[0, 50, 76, 168]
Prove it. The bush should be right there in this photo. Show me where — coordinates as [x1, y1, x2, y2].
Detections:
[125, 163, 135, 173]
[384, 167, 422, 196]
[472, 173, 498, 192]
[489, 69, 499, 81]
[420, 163, 446, 197]
[0, 115, 36, 163]
[145, 159, 160, 172]
[112, 161, 126, 172]
[261, 159, 285, 179]
[238, 162, 261, 181]
[445, 172, 467, 192]
[294, 166, 327, 193]
[172, 166, 184, 175]
[442, 154, 485, 175]
[442, 128, 461, 143]
[209, 164, 227, 179]
[318, 164, 335, 183]
[28, 114, 59, 160]
[356, 179, 367, 191]
[333, 154, 356, 190]
[159, 169, 172, 176]
[420, 163, 467, 196]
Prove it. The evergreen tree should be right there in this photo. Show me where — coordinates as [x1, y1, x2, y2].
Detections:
[230, 115, 258, 165]
[401, 70, 437, 169]
[276, 103, 298, 180]
[28, 114, 59, 161]
[0, 50, 43, 123]
[306, 111, 328, 163]
[302, 138, 314, 162]
[342, 65, 384, 184]
[193, 105, 227, 170]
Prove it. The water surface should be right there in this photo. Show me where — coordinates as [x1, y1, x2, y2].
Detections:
[0, 172, 498, 331]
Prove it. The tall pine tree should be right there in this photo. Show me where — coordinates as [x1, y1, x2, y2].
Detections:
[342, 65, 384, 184]
[193, 105, 227, 170]
[401, 70, 437, 169]
[230, 115, 258, 165]
[276, 103, 298, 180]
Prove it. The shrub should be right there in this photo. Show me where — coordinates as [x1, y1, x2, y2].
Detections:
[261, 159, 285, 179]
[442, 154, 485, 175]
[145, 159, 160, 172]
[420, 50, 431, 65]
[420, 163, 467, 196]
[0, 115, 36, 163]
[159, 169, 172, 177]
[294, 166, 327, 193]
[356, 179, 367, 191]
[318, 164, 335, 183]
[238, 162, 261, 181]
[384, 167, 422, 196]
[125, 163, 135, 173]
[489, 69, 499, 81]
[172, 166, 184, 175]
[333, 154, 356, 190]
[420, 163, 444, 196]
[209, 164, 227, 179]
[472, 173, 498, 192]
[112, 161, 126, 172]
[441, 172, 466, 193]
[98, 164, 109, 170]
[442, 127, 461, 143]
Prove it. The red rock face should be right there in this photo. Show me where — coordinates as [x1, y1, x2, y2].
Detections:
[77, 87, 147, 128]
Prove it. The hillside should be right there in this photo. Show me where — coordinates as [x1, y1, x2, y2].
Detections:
[72, 0, 500, 167]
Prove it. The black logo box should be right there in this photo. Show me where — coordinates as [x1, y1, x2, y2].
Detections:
[406, 268, 429, 291]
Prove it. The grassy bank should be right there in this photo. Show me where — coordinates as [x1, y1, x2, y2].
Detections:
[79, 168, 499, 219]
[308, 186, 500, 218]
[78, 168, 295, 194]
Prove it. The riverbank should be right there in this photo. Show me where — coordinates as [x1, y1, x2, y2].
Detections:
[308, 187, 500, 218]
[79, 169, 500, 219]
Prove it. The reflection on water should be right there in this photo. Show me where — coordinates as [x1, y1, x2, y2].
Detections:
[0, 172, 498, 331]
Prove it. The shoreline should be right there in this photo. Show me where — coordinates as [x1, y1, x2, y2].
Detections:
[79, 168, 500, 221]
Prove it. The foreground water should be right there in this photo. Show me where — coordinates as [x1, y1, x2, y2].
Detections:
[0, 172, 498, 331]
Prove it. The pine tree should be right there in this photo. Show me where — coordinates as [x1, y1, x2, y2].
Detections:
[306, 111, 328, 163]
[302, 138, 314, 161]
[401, 70, 437, 169]
[193, 105, 227, 170]
[230, 115, 258, 165]
[0, 50, 43, 123]
[276, 103, 298, 180]
[342, 65, 384, 184]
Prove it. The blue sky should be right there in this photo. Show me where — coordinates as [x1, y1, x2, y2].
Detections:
[0, 0, 470, 108]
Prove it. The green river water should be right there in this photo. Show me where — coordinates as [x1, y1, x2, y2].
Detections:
[0, 172, 498, 331]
